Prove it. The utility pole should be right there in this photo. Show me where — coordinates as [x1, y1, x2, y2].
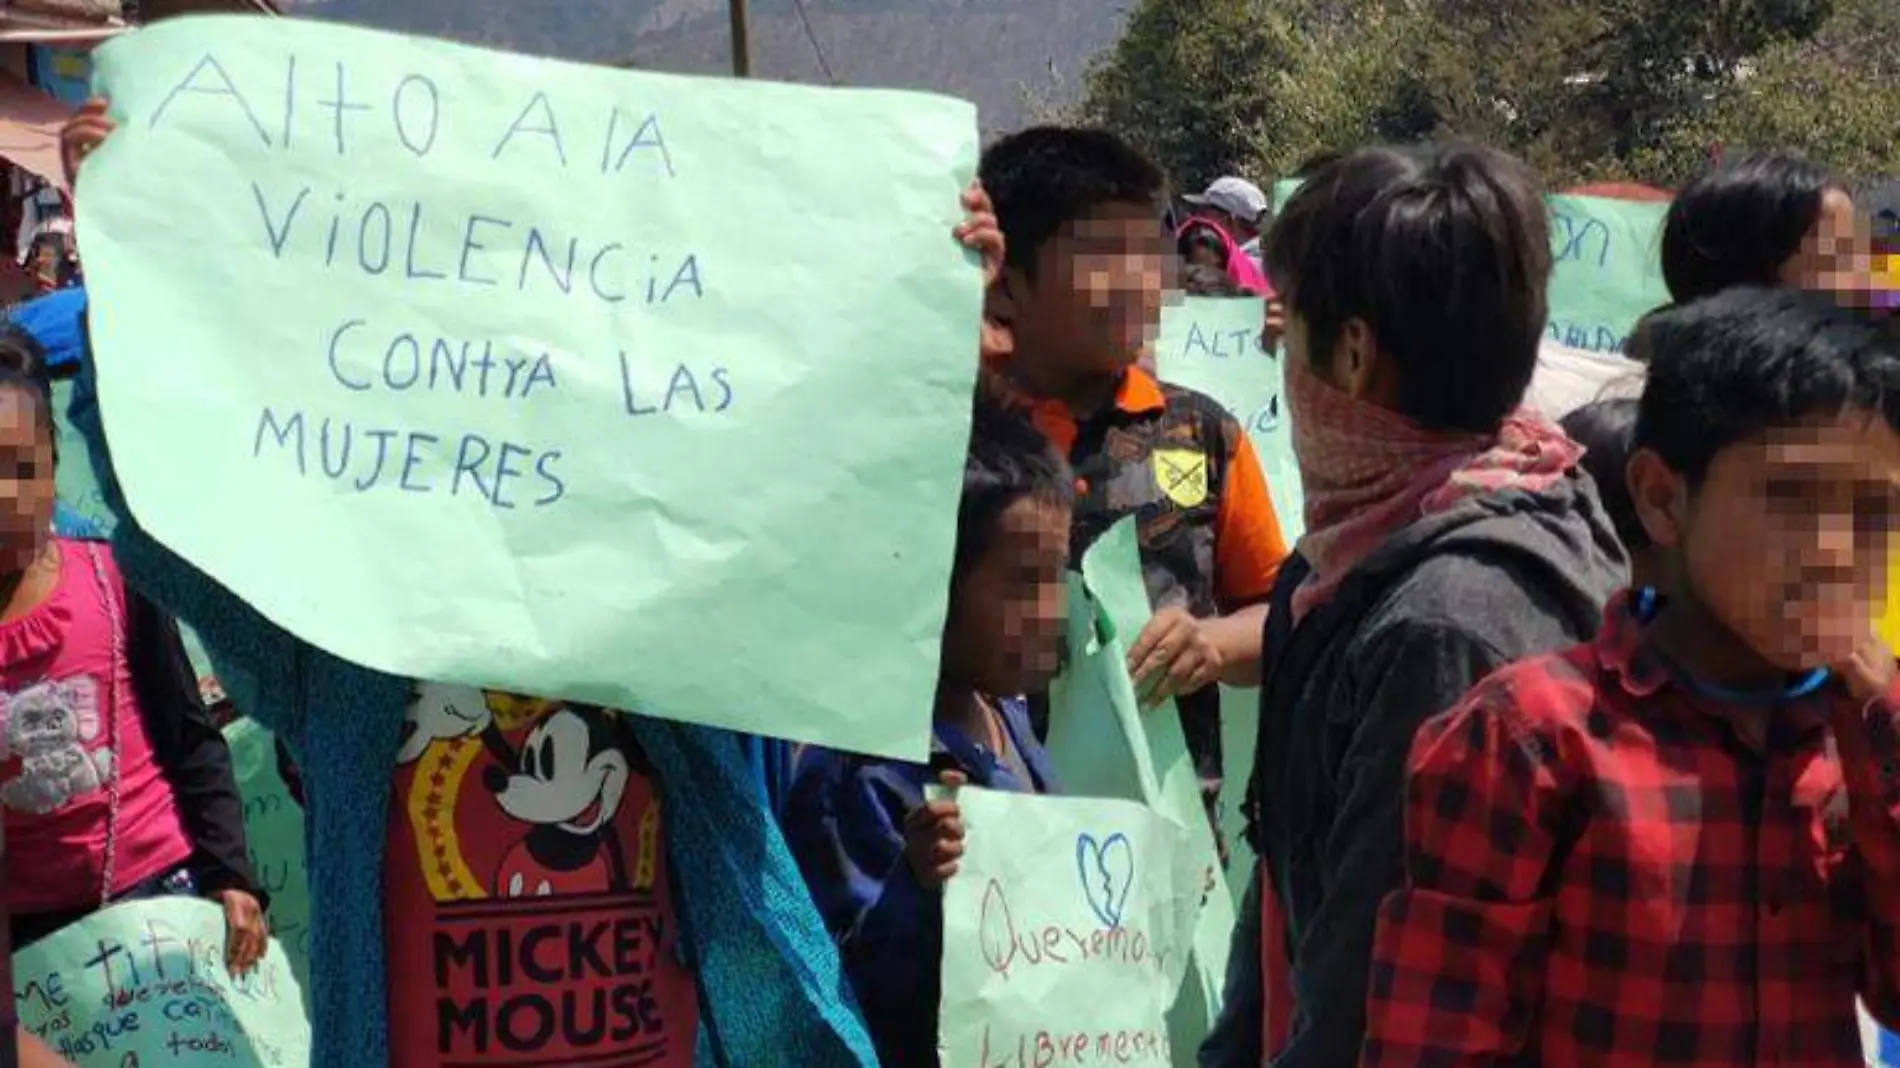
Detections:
[729, 0, 752, 77]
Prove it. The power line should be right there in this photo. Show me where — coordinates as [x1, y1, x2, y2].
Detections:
[790, 0, 841, 85]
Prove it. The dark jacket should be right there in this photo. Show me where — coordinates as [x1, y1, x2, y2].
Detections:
[125, 587, 262, 906]
[1247, 473, 1625, 1068]
[781, 697, 1056, 1068]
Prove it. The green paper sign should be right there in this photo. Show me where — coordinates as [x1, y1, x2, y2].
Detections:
[1543, 194, 1669, 354]
[1152, 296, 1307, 907]
[12, 897, 311, 1067]
[1043, 518, 1234, 1054]
[937, 786, 1202, 1066]
[77, 16, 982, 760]
[1153, 295, 1303, 529]
[222, 718, 311, 995]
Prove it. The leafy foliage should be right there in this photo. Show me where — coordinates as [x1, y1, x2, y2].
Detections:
[1080, 0, 1900, 189]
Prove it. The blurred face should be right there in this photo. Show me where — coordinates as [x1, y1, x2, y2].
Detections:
[1001, 201, 1170, 378]
[943, 495, 1070, 696]
[1186, 242, 1226, 269]
[0, 388, 53, 573]
[1779, 188, 1874, 303]
[1634, 412, 1900, 671]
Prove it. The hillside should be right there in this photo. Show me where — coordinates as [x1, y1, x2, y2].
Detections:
[287, 0, 1126, 134]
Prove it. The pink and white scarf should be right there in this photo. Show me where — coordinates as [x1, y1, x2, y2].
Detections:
[1287, 359, 1584, 622]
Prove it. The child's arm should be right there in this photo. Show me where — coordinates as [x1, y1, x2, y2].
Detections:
[1360, 668, 1571, 1067]
[901, 770, 967, 888]
[779, 759, 949, 1006]
[1127, 429, 1287, 698]
[125, 589, 260, 900]
[1206, 429, 1287, 688]
[124, 587, 271, 975]
[1827, 643, 1900, 1028]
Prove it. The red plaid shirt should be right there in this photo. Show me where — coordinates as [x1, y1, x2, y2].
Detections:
[1364, 592, 1900, 1067]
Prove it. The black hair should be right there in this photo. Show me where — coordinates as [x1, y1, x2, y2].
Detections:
[1632, 287, 1900, 485]
[1265, 142, 1552, 433]
[954, 378, 1074, 573]
[1661, 154, 1840, 303]
[1560, 398, 1646, 551]
[979, 126, 1167, 278]
[0, 323, 54, 442]
[1181, 264, 1246, 298]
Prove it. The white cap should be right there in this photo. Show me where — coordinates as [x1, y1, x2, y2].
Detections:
[1184, 176, 1269, 221]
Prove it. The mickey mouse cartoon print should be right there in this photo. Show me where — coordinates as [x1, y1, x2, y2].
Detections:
[486, 705, 632, 898]
[392, 683, 661, 904]
[383, 683, 697, 1068]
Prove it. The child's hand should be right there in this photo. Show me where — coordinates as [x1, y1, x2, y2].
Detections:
[955, 182, 1012, 362]
[1127, 607, 1223, 706]
[954, 182, 1004, 286]
[1262, 299, 1287, 352]
[1836, 635, 1897, 705]
[1830, 635, 1900, 889]
[215, 887, 270, 976]
[903, 770, 968, 890]
[60, 97, 114, 189]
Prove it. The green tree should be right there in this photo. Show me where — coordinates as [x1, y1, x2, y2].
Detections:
[1676, 0, 1900, 183]
[1081, 0, 1898, 189]
[1079, 0, 1303, 188]
[1418, 0, 1836, 181]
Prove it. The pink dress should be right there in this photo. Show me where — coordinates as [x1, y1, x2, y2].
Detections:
[0, 539, 193, 913]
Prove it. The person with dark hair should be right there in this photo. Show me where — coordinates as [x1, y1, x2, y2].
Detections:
[1179, 224, 1232, 271]
[1220, 142, 1625, 1068]
[1560, 397, 1660, 585]
[1365, 287, 1900, 1067]
[0, 330, 268, 972]
[980, 125, 1291, 856]
[1177, 176, 1273, 295]
[780, 389, 1073, 1067]
[1661, 153, 1870, 305]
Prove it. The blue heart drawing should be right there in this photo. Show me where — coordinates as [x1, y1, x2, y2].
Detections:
[1075, 832, 1135, 929]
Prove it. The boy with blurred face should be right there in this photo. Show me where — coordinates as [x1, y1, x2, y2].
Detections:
[1366, 288, 1900, 1067]
[979, 127, 1291, 848]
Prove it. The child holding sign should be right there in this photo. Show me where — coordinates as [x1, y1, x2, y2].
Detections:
[1365, 289, 1900, 1068]
[781, 388, 1072, 1067]
[62, 96, 1006, 1068]
[978, 126, 1290, 848]
[0, 330, 268, 970]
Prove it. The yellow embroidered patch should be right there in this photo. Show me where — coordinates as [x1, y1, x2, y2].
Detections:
[1153, 448, 1209, 508]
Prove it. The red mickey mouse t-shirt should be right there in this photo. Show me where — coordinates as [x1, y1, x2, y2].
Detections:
[384, 685, 698, 1067]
